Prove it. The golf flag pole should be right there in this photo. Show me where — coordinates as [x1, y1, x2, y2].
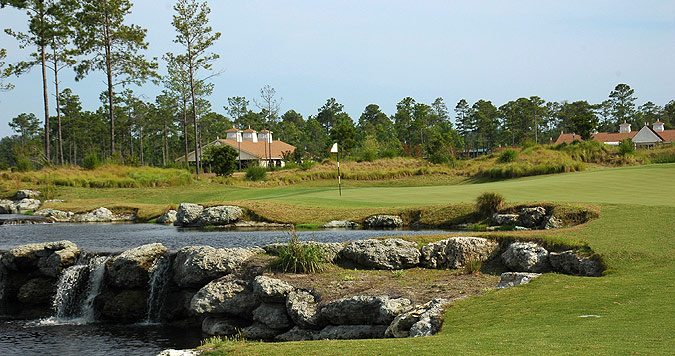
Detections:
[330, 142, 341, 196]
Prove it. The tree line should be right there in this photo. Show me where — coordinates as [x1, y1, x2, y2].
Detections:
[1, 1, 674, 171]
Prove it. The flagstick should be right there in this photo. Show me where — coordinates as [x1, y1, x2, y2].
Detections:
[337, 149, 341, 196]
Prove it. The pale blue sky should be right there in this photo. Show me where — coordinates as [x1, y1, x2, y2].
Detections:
[1, 0, 674, 138]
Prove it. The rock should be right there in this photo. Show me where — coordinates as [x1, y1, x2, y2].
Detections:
[497, 272, 541, 289]
[549, 250, 604, 277]
[106, 243, 168, 288]
[342, 238, 420, 270]
[172, 246, 261, 288]
[321, 295, 412, 325]
[492, 213, 519, 225]
[17, 277, 55, 305]
[174, 203, 204, 226]
[2, 240, 79, 274]
[501, 242, 551, 273]
[517, 207, 547, 228]
[156, 349, 199, 356]
[14, 190, 41, 200]
[37, 247, 80, 278]
[201, 316, 248, 336]
[318, 325, 388, 340]
[542, 215, 563, 230]
[321, 220, 359, 229]
[0, 199, 15, 214]
[197, 205, 243, 226]
[163, 290, 197, 321]
[285, 289, 323, 329]
[15, 198, 41, 213]
[244, 322, 283, 340]
[274, 326, 320, 341]
[75, 207, 114, 222]
[385, 298, 450, 338]
[34, 208, 75, 222]
[232, 221, 293, 229]
[190, 277, 258, 316]
[157, 210, 178, 224]
[263, 242, 343, 263]
[98, 289, 148, 322]
[252, 275, 295, 303]
[363, 215, 403, 228]
[420, 237, 499, 269]
[252, 303, 292, 329]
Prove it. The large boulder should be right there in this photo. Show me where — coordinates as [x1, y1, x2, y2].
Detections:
[363, 215, 403, 229]
[420, 237, 499, 269]
[2, 240, 79, 275]
[190, 277, 258, 316]
[263, 242, 343, 263]
[172, 246, 261, 288]
[318, 325, 388, 340]
[15, 198, 41, 213]
[542, 215, 563, 230]
[252, 302, 292, 329]
[321, 220, 359, 229]
[34, 208, 75, 222]
[106, 243, 168, 288]
[285, 289, 323, 329]
[197, 206, 243, 226]
[157, 210, 177, 224]
[342, 238, 420, 270]
[501, 242, 551, 273]
[252, 275, 295, 303]
[517, 207, 547, 228]
[201, 316, 248, 336]
[243, 322, 284, 340]
[496, 272, 541, 289]
[97, 289, 148, 322]
[17, 277, 56, 305]
[274, 326, 320, 342]
[549, 251, 604, 277]
[0, 199, 15, 214]
[14, 190, 41, 200]
[492, 213, 519, 226]
[320, 295, 412, 325]
[174, 203, 204, 226]
[75, 207, 114, 222]
[385, 298, 450, 338]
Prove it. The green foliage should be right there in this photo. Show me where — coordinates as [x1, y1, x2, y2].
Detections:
[497, 149, 518, 163]
[463, 254, 482, 274]
[475, 192, 505, 217]
[203, 144, 238, 176]
[81, 152, 101, 170]
[272, 231, 327, 273]
[299, 160, 315, 171]
[245, 165, 267, 181]
[15, 156, 32, 172]
[618, 139, 635, 156]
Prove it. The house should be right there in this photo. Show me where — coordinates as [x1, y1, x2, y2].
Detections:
[176, 128, 296, 168]
[555, 122, 675, 148]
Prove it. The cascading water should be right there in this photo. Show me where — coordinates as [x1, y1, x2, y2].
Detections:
[144, 254, 171, 324]
[46, 254, 110, 324]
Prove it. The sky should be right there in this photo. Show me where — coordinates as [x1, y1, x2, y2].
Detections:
[1, 0, 674, 138]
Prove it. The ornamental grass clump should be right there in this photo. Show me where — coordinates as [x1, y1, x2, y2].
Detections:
[273, 230, 327, 273]
[498, 148, 518, 163]
[476, 192, 505, 218]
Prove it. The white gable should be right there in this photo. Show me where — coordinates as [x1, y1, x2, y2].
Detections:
[632, 126, 662, 144]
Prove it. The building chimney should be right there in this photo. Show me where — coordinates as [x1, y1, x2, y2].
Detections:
[258, 130, 273, 143]
[619, 122, 631, 133]
[242, 128, 258, 142]
[653, 121, 665, 133]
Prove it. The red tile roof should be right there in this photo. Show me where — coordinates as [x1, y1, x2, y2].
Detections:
[217, 139, 295, 159]
[555, 132, 635, 144]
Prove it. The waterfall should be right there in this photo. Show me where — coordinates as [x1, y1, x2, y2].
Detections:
[144, 254, 170, 324]
[48, 255, 109, 324]
[52, 259, 89, 320]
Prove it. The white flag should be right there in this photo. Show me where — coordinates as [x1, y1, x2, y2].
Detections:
[330, 142, 338, 153]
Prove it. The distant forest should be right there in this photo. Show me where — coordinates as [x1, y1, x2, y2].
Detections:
[1, 0, 674, 171]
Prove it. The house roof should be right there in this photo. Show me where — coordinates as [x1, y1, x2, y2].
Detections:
[226, 128, 240, 133]
[259, 129, 270, 133]
[555, 131, 635, 144]
[176, 139, 296, 162]
[243, 128, 256, 133]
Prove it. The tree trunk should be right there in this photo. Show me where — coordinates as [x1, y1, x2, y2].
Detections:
[103, 5, 115, 156]
[162, 117, 167, 166]
[53, 46, 64, 165]
[139, 126, 144, 165]
[40, 41, 50, 163]
[188, 53, 200, 174]
[182, 98, 189, 168]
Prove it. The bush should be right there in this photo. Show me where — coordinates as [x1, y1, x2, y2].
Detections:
[498, 149, 518, 163]
[82, 152, 101, 170]
[272, 231, 327, 273]
[15, 156, 32, 172]
[618, 139, 635, 156]
[476, 192, 505, 217]
[245, 165, 267, 181]
[203, 145, 238, 176]
[299, 160, 315, 171]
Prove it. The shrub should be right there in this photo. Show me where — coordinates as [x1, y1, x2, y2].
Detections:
[245, 165, 267, 181]
[618, 139, 635, 156]
[272, 231, 327, 273]
[82, 152, 101, 170]
[202, 145, 238, 176]
[476, 192, 505, 217]
[15, 156, 32, 172]
[498, 149, 518, 163]
[463, 253, 482, 274]
[299, 160, 315, 171]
